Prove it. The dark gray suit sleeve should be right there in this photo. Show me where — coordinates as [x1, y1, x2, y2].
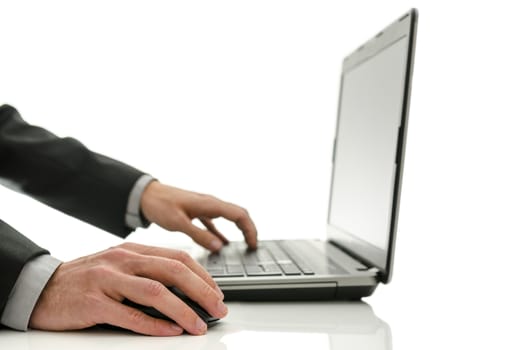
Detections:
[0, 104, 145, 236]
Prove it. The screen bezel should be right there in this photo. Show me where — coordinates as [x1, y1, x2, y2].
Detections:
[327, 9, 418, 284]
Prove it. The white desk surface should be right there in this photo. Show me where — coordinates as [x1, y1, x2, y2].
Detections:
[0, 301, 388, 350]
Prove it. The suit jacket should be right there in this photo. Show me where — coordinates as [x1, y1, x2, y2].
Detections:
[0, 104, 145, 316]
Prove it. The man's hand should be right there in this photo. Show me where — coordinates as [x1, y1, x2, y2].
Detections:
[140, 181, 258, 252]
[29, 243, 227, 336]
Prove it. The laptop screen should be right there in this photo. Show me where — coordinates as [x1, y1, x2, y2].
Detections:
[327, 10, 417, 283]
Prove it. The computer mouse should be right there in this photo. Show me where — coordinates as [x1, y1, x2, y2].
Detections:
[122, 286, 220, 327]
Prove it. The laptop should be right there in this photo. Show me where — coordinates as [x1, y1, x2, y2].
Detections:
[199, 9, 418, 300]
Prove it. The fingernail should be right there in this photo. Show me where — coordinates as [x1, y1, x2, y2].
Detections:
[210, 239, 223, 251]
[217, 300, 228, 316]
[195, 318, 207, 334]
[215, 286, 225, 299]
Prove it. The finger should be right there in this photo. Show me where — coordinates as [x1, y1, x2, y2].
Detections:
[199, 218, 229, 244]
[127, 256, 227, 320]
[225, 205, 258, 249]
[102, 298, 184, 336]
[235, 214, 258, 250]
[199, 199, 258, 249]
[119, 243, 223, 298]
[116, 275, 214, 335]
[184, 222, 225, 252]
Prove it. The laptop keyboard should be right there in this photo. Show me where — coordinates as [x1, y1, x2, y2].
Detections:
[202, 241, 316, 278]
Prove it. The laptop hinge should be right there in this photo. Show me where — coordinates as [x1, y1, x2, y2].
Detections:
[358, 267, 381, 277]
[330, 241, 384, 278]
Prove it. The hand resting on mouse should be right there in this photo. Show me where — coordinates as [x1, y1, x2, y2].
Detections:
[29, 243, 227, 336]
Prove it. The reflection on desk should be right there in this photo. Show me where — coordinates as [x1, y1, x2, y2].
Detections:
[0, 301, 391, 350]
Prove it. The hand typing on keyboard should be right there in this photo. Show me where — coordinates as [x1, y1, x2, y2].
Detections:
[140, 182, 258, 252]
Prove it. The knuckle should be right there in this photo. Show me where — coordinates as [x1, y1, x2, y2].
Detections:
[128, 308, 148, 325]
[205, 194, 218, 202]
[199, 283, 215, 300]
[144, 280, 165, 297]
[104, 247, 132, 260]
[199, 194, 218, 207]
[168, 260, 187, 274]
[240, 207, 250, 217]
[195, 192, 208, 199]
[174, 250, 192, 264]
[118, 242, 136, 250]
[232, 206, 248, 219]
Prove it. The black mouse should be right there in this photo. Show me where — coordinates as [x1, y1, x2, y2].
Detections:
[122, 286, 219, 327]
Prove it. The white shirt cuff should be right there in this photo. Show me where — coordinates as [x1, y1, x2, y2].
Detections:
[125, 174, 156, 229]
[0, 254, 62, 331]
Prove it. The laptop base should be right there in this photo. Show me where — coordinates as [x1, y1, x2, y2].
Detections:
[221, 284, 377, 301]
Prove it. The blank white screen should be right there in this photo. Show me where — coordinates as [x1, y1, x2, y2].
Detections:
[329, 37, 408, 250]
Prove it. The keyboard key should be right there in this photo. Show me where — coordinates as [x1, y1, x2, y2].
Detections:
[266, 244, 290, 261]
[279, 263, 302, 275]
[214, 273, 245, 278]
[299, 267, 315, 275]
[245, 264, 282, 276]
[207, 268, 227, 277]
[208, 267, 245, 278]
[225, 255, 241, 264]
[256, 249, 274, 263]
[206, 254, 224, 269]
[261, 263, 281, 273]
[226, 264, 245, 275]
[244, 265, 262, 275]
[241, 252, 258, 264]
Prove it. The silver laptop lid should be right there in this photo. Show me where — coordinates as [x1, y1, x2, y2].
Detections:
[327, 9, 418, 283]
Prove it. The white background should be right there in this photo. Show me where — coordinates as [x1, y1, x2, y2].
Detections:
[1, 1, 527, 348]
